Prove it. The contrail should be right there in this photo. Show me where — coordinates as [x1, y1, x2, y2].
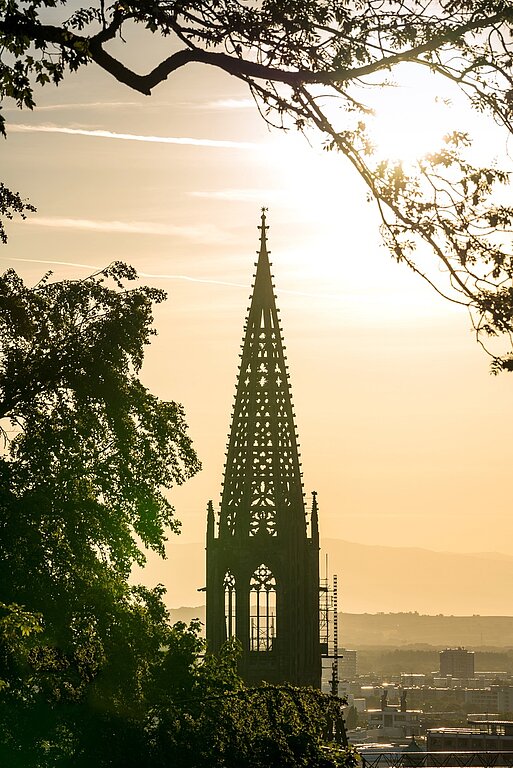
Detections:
[10, 123, 260, 149]
[1, 256, 104, 272]
[0, 256, 347, 299]
[3, 101, 142, 112]
[23, 215, 231, 242]
[0, 256, 250, 289]
[202, 98, 255, 110]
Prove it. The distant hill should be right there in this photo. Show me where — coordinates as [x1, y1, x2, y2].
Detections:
[322, 538, 513, 616]
[169, 605, 205, 626]
[340, 612, 513, 648]
[168, 608, 513, 649]
[153, 538, 513, 616]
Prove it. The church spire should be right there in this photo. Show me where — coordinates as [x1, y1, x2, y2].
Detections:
[206, 211, 320, 688]
[219, 209, 305, 539]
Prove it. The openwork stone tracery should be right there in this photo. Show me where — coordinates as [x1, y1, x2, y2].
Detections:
[224, 570, 236, 639]
[222, 215, 302, 539]
[206, 211, 321, 688]
[249, 564, 276, 651]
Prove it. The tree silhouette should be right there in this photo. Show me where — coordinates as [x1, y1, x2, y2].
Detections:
[2, 2, 513, 367]
[0, 263, 200, 765]
[0, 264, 356, 766]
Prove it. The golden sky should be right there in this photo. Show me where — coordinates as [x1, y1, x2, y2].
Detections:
[2, 37, 513, 609]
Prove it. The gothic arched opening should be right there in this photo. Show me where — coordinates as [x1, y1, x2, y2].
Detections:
[249, 563, 276, 651]
[224, 570, 236, 639]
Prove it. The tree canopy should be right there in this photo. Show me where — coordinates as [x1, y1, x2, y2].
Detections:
[0, 264, 355, 767]
[2, 1, 513, 368]
[0, 262, 197, 765]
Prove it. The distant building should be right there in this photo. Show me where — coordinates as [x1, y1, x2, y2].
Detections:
[339, 649, 358, 679]
[474, 671, 509, 681]
[321, 650, 357, 693]
[427, 720, 513, 752]
[440, 648, 475, 679]
[401, 673, 427, 687]
[352, 697, 367, 713]
[464, 686, 513, 714]
[366, 689, 422, 741]
[350, 736, 424, 754]
[464, 688, 500, 712]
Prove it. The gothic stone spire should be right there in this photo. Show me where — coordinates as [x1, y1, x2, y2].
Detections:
[220, 208, 305, 539]
[206, 211, 321, 688]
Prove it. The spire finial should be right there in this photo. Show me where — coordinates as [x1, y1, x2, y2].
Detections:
[258, 206, 269, 252]
[207, 499, 215, 539]
[311, 491, 319, 543]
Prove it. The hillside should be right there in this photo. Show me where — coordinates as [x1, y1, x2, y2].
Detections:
[322, 538, 513, 616]
[340, 612, 513, 648]
[168, 608, 513, 649]
[149, 538, 513, 616]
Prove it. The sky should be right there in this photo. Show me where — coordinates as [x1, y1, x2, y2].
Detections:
[2, 25, 513, 610]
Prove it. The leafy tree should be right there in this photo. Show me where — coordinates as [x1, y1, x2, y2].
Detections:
[151, 652, 356, 768]
[2, 2, 513, 367]
[0, 184, 35, 245]
[0, 262, 201, 765]
[0, 265, 355, 767]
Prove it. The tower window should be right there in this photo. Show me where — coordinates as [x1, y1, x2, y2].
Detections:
[249, 564, 276, 651]
[224, 570, 236, 639]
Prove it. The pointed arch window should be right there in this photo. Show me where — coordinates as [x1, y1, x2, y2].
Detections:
[249, 564, 276, 651]
[224, 571, 236, 639]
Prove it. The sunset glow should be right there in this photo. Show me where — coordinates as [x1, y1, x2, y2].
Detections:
[370, 88, 450, 162]
[3, 50, 513, 613]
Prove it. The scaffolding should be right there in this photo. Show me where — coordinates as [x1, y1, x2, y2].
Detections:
[319, 566, 340, 695]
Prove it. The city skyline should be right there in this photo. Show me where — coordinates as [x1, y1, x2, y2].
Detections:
[3, 36, 513, 611]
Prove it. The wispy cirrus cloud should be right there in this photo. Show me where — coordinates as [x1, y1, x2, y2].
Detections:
[24, 216, 233, 243]
[10, 123, 259, 149]
[1, 255, 349, 300]
[3, 101, 142, 112]
[1, 256, 249, 289]
[201, 98, 255, 110]
[4, 97, 255, 113]
[191, 188, 285, 203]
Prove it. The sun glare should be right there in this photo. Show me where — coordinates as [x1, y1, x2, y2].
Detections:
[264, 133, 451, 321]
[262, 64, 504, 320]
[369, 87, 450, 162]
[361, 63, 469, 165]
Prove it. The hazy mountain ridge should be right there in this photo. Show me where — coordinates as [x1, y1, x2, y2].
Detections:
[160, 538, 513, 616]
[340, 612, 513, 648]
[168, 607, 513, 648]
[321, 538, 513, 615]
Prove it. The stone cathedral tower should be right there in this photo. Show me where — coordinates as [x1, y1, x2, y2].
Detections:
[206, 210, 321, 688]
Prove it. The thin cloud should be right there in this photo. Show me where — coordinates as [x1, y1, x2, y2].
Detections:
[1, 256, 105, 272]
[191, 188, 285, 203]
[1, 256, 249, 289]
[25, 216, 233, 243]
[4, 98, 255, 113]
[202, 98, 255, 110]
[3, 101, 142, 112]
[10, 123, 259, 149]
[1, 256, 348, 299]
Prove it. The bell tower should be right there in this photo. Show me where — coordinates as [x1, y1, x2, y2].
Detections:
[206, 210, 321, 688]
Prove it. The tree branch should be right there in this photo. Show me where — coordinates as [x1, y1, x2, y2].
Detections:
[2, 7, 512, 97]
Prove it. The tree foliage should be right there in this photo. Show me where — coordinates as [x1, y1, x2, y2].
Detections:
[0, 265, 354, 767]
[151, 657, 356, 768]
[2, 1, 513, 367]
[0, 183, 35, 244]
[0, 263, 199, 765]
[0, 262, 199, 583]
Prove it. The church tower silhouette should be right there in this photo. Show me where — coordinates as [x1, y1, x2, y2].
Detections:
[206, 210, 321, 688]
